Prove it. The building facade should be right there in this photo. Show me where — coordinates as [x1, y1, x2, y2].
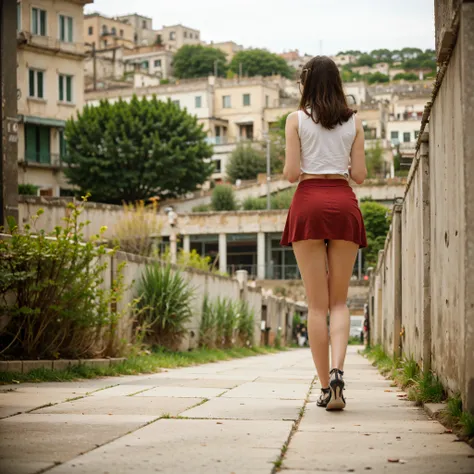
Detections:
[123, 45, 174, 79]
[155, 24, 201, 51]
[83, 13, 134, 50]
[17, 0, 92, 196]
[117, 13, 157, 46]
[208, 41, 243, 61]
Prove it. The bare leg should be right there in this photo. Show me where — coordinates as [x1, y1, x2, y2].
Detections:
[293, 240, 329, 388]
[327, 240, 359, 370]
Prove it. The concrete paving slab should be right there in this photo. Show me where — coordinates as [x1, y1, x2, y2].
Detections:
[45, 419, 293, 474]
[33, 395, 204, 416]
[133, 386, 226, 398]
[0, 393, 76, 419]
[181, 396, 303, 421]
[283, 430, 474, 473]
[89, 385, 155, 397]
[121, 376, 243, 388]
[0, 414, 155, 474]
[222, 382, 309, 399]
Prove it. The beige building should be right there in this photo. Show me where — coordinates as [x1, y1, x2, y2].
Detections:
[214, 77, 280, 142]
[209, 41, 243, 61]
[123, 45, 174, 79]
[155, 24, 201, 51]
[17, 0, 92, 196]
[84, 13, 134, 50]
[117, 13, 158, 46]
[331, 54, 357, 66]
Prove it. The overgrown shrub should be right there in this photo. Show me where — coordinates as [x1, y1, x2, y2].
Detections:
[199, 297, 253, 348]
[0, 198, 127, 359]
[242, 196, 267, 211]
[211, 185, 238, 211]
[113, 200, 162, 256]
[235, 300, 255, 347]
[135, 263, 194, 349]
[162, 248, 217, 273]
[192, 203, 211, 212]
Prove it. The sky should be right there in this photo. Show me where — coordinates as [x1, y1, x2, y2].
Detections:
[85, 0, 436, 56]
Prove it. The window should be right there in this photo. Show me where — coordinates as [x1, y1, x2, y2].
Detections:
[32, 7, 47, 36]
[120, 29, 124, 37]
[88, 26, 93, 35]
[28, 69, 44, 99]
[390, 131, 399, 144]
[142, 20, 147, 29]
[102, 25, 107, 35]
[196, 33, 199, 39]
[189, 33, 193, 39]
[111, 27, 116, 36]
[265, 95, 269, 107]
[169, 31, 175, 40]
[195, 96, 202, 108]
[213, 159, 221, 173]
[17, 2, 21, 31]
[103, 39, 108, 47]
[403, 132, 411, 142]
[243, 93, 251, 106]
[222, 95, 231, 108]
[25, 124, 50, 163]
[172, 100, 180, 107]
[154, 59, 162, 67]
[59, 15, 73, 42]
[142, 60, 149, 70]
[58, 74, 73, 103]
[184, 31, 188, 38]
[414, 130, 420, 139]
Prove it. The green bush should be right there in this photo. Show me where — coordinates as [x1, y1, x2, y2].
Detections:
[199, 297, 253, 348]
[0, 198, 126, 359]
[226, 144, 267, 183]
[192, 203, 211, 212]
[271, 188, 295, 209]
[18, 184, 39, 196]
[360, 201, 390, 270]
[211, 185, 238, 211]
[135, 263, 194, 349]
[242, 196, 267, 211]
[236, 300, 255, 347]
[199, 295, 217, 348]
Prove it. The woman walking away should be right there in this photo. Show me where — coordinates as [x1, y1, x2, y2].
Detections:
[280, 56, 367, 411]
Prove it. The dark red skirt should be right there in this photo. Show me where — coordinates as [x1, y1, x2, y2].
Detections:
[280, 179, 367, 248]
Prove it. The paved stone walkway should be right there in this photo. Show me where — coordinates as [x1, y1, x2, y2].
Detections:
[0, 347, 473, 474]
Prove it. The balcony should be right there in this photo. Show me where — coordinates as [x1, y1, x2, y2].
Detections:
[205, 136, 229, 146]
[389, 112, 423, 122]
[18, 153, 65, 169]
[17, 31, 85, 57]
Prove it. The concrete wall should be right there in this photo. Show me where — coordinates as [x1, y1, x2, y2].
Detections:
[97, 251, 281, 351]
[369, 2, 474, 413]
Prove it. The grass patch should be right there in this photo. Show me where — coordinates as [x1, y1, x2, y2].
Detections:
[441, 395, 474, 438]
[348, 336, 364, 345]
[0, 346, 283, 385]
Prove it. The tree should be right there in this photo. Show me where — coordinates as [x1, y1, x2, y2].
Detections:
[229, 49, 294, 79]
[64, 96, 214, 204]
[356, 54, 376, 67]
[172, 45, 228, 79]
[226, 143, 282, 183]
[363, 72, 390, 84]
[360, 201, 390, 270]
[226, 143, 267, 182]
[211, 185, 238, 211]
[366, 141, 385, 178]
[393, 72, 419, 82]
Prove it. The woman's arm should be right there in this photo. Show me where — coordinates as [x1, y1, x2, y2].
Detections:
[283, 112, 301, 183]
[349, 115, 367, 185]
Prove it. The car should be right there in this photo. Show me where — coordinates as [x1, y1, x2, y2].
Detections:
[350, 315, 364, 342]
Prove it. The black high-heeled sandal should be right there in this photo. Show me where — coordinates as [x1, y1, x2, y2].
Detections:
[326, 368, 346, 411]
[316, 387, 331, 407]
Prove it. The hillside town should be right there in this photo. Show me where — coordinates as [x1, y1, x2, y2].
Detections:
[16, 4, 432, 198]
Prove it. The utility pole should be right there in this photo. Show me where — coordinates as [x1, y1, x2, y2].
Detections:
[92, 42, 97, 91]
[266, 137, 271, 210]
[0, 0, 19, 228]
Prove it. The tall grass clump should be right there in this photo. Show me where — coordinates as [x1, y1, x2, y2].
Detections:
[135, 263, 194, 349]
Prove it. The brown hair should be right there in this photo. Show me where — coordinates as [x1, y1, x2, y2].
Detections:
[298, 56, 355, 130]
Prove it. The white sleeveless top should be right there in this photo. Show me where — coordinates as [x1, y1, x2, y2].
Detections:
[298, 110, 356, 178]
